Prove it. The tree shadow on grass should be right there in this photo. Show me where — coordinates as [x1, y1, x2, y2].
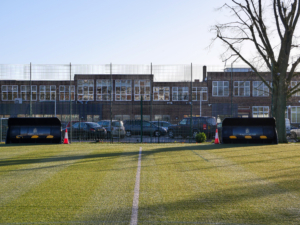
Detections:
[72, 178, 299, 225]
[0, 144, 277, 168]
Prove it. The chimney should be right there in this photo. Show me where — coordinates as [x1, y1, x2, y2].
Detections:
[203, 66, 207, 81]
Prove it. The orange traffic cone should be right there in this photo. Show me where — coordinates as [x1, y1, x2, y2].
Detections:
[63, 129, 69, 144]
[214, 128, 220, 144]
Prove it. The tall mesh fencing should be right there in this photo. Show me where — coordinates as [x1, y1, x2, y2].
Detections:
[0, 63, 274, 143]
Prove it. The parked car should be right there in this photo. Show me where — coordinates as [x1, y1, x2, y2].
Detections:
[97, 120, 125, 138]
[150, 121, 173, 132]
[291, 125, 298, 130]
[168, 116, 217, 139]
[123, 120, 167, 137]
[63, 121, 87, 129]
[62, 122, 107, 140]
[289, 123, 300, 140]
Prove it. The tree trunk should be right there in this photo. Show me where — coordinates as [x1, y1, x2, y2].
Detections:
[273, 73, 287, 143]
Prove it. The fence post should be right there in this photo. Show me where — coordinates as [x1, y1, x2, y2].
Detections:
[141, 95, 143, 143]
[118, 118, 120, 142]
[150, 63, 153, 144]
[110, 63, 113, 144]
[0, 119, 2, 143]
[158, 119, 160, 144]
[190, 63, 193, 143]
[70, 63, 72, 143]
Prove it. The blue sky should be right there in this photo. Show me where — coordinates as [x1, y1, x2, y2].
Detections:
[0, 0, 228, 65]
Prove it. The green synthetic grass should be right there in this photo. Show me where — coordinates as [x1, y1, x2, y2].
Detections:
[1, 143, 300, 224]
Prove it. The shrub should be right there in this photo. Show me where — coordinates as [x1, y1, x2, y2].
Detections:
[195, 132, 206, 143]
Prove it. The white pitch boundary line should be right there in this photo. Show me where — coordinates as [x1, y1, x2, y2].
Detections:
[130, 147, 142, 225]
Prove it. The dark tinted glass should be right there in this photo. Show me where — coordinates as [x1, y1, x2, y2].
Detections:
[112, 121, 123, 127]
[73, 123, 79, 128]
[21, 127, 51, 135]
[101, 121, 110, 127]
[233, 127, 263, 136]
[143, 121, 151, 127]
[88, 123, 100, 128]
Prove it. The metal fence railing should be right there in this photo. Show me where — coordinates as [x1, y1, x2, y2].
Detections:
[0, 63, 276, 144]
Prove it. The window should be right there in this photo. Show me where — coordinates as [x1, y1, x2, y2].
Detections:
[233, 81, 250, 97]
[21, 85, 37, 101]
[154, 115, 170, 121]
[212, 81, 229, 96]
[96, 79, 112, 101]
[77, 80, 94, 101]
[253, 81, 270, 97]
[192, 87, 208, 101]
[153, 87, 170, 101]
[115, 80, 132, 101]
[134, 115, 150, 121]
[291, 81, 300, 96]
[39, 85, 56, 101]
[252, 106, 269, 118]
[1, 85, 18, 101]
[291, 107, 300, 123]
[134, 80, 151, 101]
[59, 85, 75, 101]
[172, 87, 189, 101]
[115, 115, 130, 121]
[87, 115, 93, 122]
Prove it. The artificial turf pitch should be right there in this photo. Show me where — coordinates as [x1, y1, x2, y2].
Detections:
[1, 143, 300, 224]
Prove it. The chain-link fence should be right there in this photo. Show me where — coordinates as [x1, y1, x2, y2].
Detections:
[0, 63, 275, 143]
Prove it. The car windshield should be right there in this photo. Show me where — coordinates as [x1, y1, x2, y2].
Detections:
[179, 118, 190, 125]
[89, 123, 100, 128]
[100, 121, 110, 127]
[207, 118, 216, 125]
[112, 121, 123, 127]
[152, 122, 169, 127]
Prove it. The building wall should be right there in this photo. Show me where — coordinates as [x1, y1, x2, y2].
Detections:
[1, 72, 300, 123]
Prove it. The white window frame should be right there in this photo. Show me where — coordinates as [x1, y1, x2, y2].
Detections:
[291, 106, 300, 123]
[153, 87, 170, 101]
[39, 85, 56, 101]
[59, 85, 75, 101]
[233, 81, 250, 97]
[1, 85, 18, 101]
[96, 79, 112, 101]
[192, 87, 208, 101]
[252, 106, 269, 118]
[21, 85, 37, 101]
[115, 79, 132, 101]
[252, 81, 270, 97]
[134, 80, 151, 101]
[77, 79, 94, 101]
[212, 81, 229, 97]
[172, 87, 189, 101]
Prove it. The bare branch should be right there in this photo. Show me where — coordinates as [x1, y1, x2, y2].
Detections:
[292, 0, 300, 30]
[274, 0, 284, 40]
[288, 56, 300, 81]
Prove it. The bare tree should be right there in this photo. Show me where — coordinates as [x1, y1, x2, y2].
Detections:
[211, 0, 300, 143]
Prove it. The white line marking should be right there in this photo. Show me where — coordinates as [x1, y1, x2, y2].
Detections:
[130, 147, 142, 225]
